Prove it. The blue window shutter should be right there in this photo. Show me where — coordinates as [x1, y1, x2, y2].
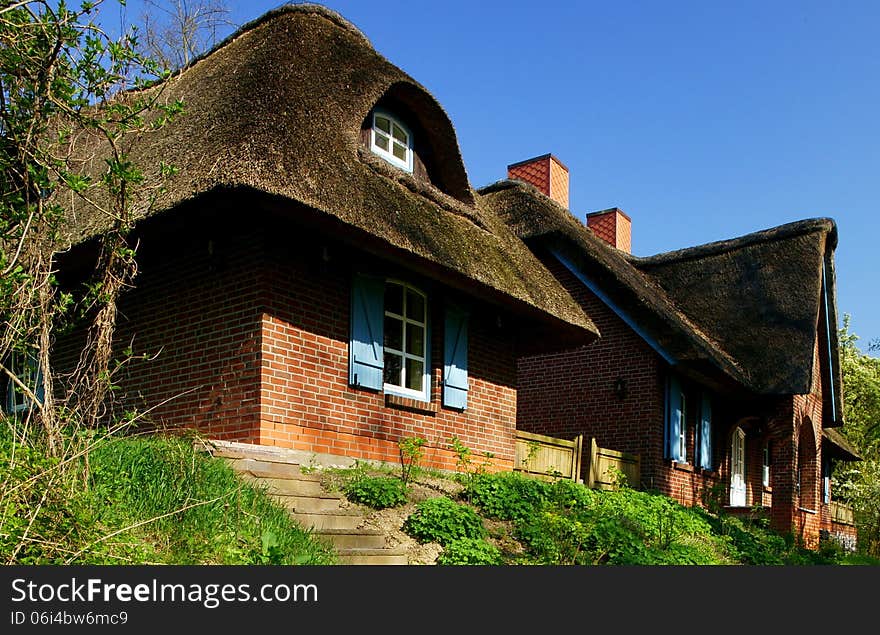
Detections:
[665, 375, 683, 461]
[4, 375, 14, 414]
[33, 358, 44, 405]
[443, 305, 468, 409]
[349, 273, 384, 390]
[699, 393, 713, 470]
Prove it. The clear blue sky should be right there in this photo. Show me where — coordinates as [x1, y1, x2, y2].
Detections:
[117, 0, 880, 352]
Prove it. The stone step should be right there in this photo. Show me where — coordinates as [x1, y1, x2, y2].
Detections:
[319, 529, 387, 550]
[272, 494, 345, 513]
[336, 548, 409, 565]
[228, 457, 323, 481]
[292, 510, 363, 532]
[240, 474, 329, 497]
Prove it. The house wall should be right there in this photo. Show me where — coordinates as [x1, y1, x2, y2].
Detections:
[516, 253, 826, 539]
[54, 221, 265, 441]
[791, 333, 827, 548]
[517, 256, 676, 491]
[258, 230, 518, 472]
[55, 211, 521, 473]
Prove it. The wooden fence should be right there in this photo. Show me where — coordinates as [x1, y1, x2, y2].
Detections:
[514, 432, 641, 490]
[584, 438, 640, 490]
[514, 430, 583, 482]
[830, 501, 855, 526]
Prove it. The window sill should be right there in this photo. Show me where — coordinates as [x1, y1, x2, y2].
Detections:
[699, 468, 718, 477]
[763, 485, 773, 493]
[672, 461, 693, 473]
[384, 393, 437, 415]
[798, 507, 818, 515]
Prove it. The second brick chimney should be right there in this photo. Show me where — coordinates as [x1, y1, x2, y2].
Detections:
[507, 153, 632, 253]
[585, 208, 632, 253]
[507, 154, 569, 209]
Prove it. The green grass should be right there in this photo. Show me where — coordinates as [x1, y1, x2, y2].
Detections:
[1, 428, 335, 565]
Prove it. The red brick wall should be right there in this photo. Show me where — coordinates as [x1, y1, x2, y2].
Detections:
[56, 212, 523, 474]
[258, 233, 518, 472]
[517, 255, 667, 489]
[55, 222, 265, 441]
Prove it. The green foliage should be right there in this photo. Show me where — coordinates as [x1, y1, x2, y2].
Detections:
[437, 538, 502, 565]
[402, 497, 486, 546]
[0, 423, 103, 564]
[836, 315, 880, 557]
[448, 435, 494, 488]
[0, 427, 334, 565]
[344, 475, 407, 510]
[398, 436, 426, 488]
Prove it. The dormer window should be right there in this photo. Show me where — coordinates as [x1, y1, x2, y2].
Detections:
[371, 111, 413, 172]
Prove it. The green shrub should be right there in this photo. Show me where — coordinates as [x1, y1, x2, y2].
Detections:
[403, 496, 486, 545]
[344, 475, 407, 509]
[464, 472, 550, 521]
[437, 538, 503, 565]
[515, 510, 595, 564]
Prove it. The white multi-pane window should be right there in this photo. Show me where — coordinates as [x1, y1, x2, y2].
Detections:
[762, 443, 771, 487]
[5, 351, 43, 414]
[371, 111, 413, 172]
[383, 281, 428, 400]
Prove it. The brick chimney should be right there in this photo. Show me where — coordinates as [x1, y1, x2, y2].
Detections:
[507, 154, 569, 209]
[585, 208, 632, 253]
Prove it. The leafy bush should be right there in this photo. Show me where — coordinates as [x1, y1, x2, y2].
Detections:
[437, 538, 502, 565]
[403, 497, 486, 545]
[464, 472, 550, 521]
[344, 475, 407, 509]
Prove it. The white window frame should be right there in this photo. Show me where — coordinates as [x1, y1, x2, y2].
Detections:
[371, 110, 413, 173]
[6, 351, 41, 414]
[678, 392, 688, 464]
[383, 280, 429, 402]
[762, 443, 771, 488]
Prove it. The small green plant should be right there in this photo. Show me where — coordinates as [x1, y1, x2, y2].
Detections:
[522, 441, 540, 471]
[437, 538, 503, 565]
[344, 475, 407, 510]
[449, 435, 472, 477]
[398, 436, 427, 488]
[605, 465, 630, 489]
[449, 436, 493, 487]
[247, 531, 285, 565]
[402, 496, 486, 545]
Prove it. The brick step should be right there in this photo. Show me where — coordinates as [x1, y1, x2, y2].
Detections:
[336, 547, 409, 565]
[318, 529, 387, 550]
[291, 510, 363, 532]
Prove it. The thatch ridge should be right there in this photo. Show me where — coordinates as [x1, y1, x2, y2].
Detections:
[632, 218, 837, 267]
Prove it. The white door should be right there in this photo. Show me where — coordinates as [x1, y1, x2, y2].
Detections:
[730, 427, 746, 507]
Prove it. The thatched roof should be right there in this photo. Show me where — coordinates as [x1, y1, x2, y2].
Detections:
[636, 218, 840, 404]
[59, 4, 597, 341]
[481, 179, 842, 407]
[823, 428, 861, 461]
